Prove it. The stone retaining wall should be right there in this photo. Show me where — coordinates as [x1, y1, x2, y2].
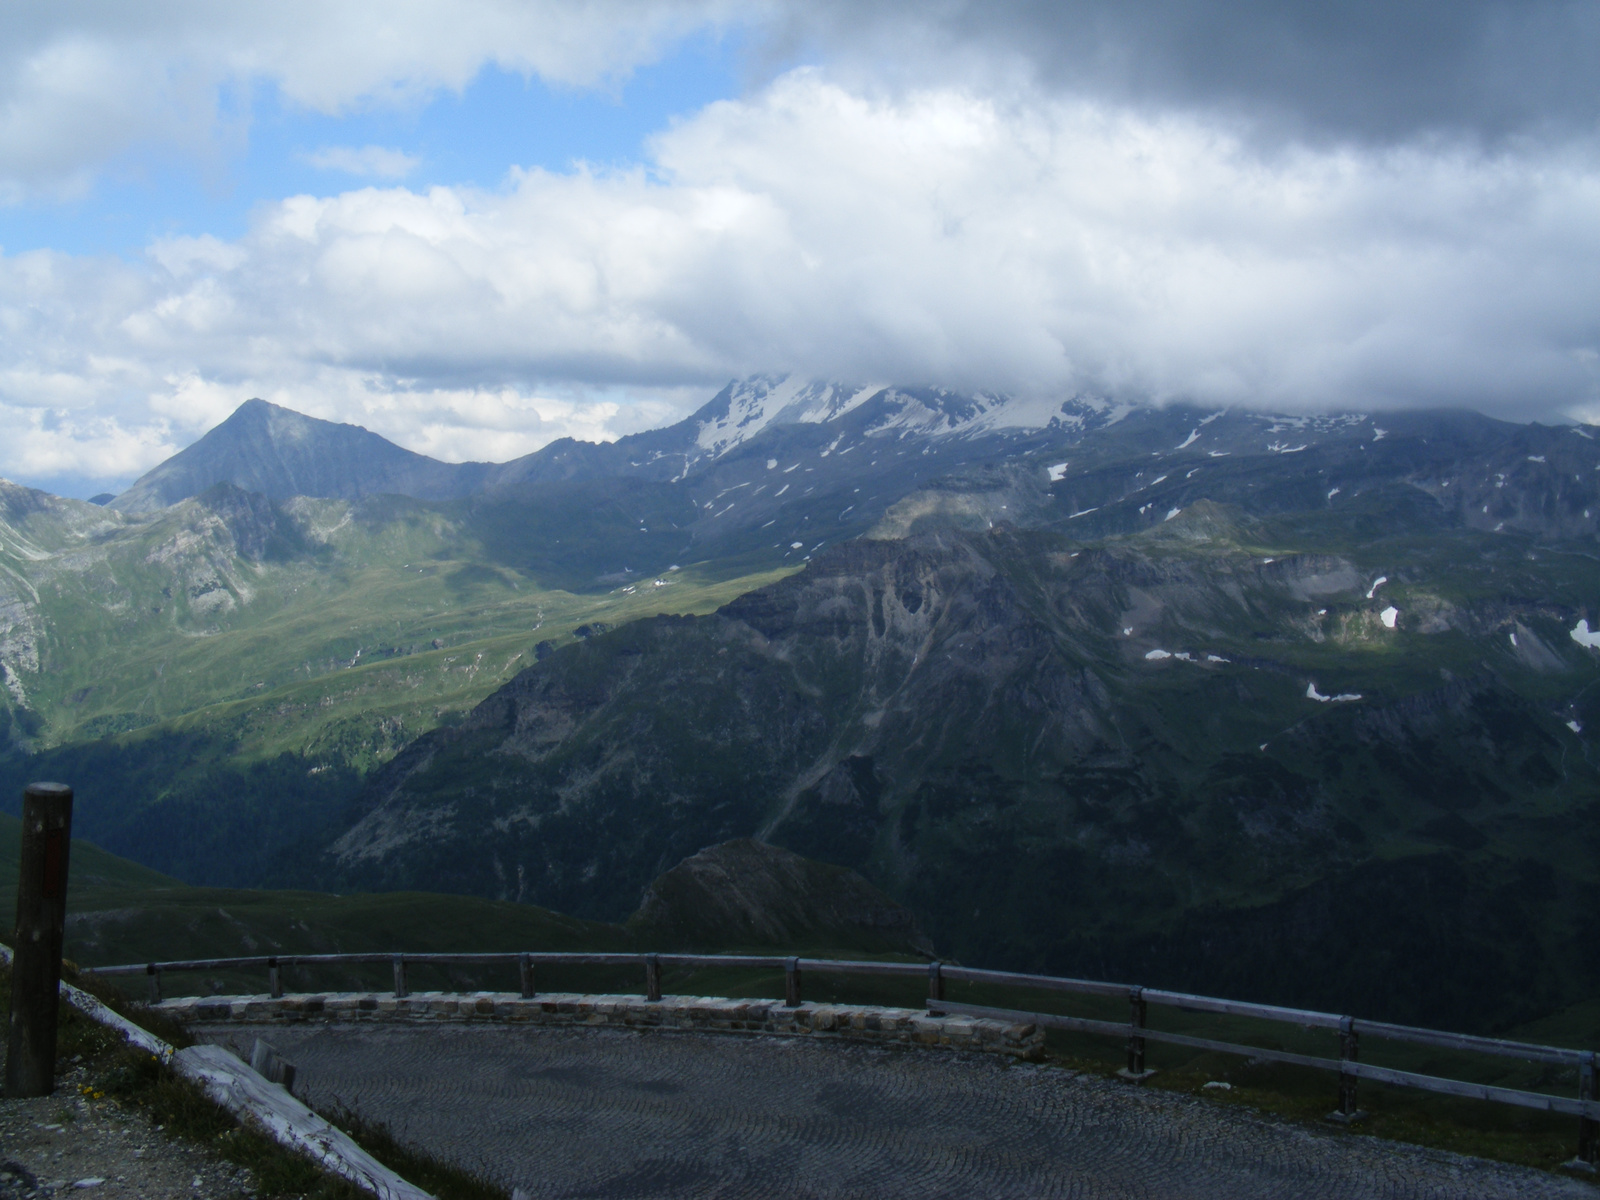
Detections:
[156, 992, 1047, 1060]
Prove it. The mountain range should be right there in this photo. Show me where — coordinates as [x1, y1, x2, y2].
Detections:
[5, 378, 1600, 1032]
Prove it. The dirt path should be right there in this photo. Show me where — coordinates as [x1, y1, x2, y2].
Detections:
[0, 1062, 256, 1200]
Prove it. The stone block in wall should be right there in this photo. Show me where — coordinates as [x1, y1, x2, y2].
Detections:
[155, 990, 1048, 1061]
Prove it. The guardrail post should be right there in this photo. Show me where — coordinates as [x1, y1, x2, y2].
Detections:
[785, 957, 802, 1007]
[1117, 986, 1153, 1080]
[5, 782, 74, 1098]
[267, 957, 282, 999]
[146, 963, 161, 1005]
[645, 954, 662, 1002]
[519, 953, 536, 999]
[928, 961, 944, 1003]
[1328, 1016, 1367, 1124]
[1576, 1051, 1597, 1167]
[392, 954, 408, 999]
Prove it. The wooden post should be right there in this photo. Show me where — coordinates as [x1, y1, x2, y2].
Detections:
[1328, 1016, 1367, 1123]
[5, 782, 73, 1098]
[1126, 987, 1147, 1077]
[519, 953, 536, 1000]
[392, 955, 407, 999]
[267, 957, 282, 999]
[248, 1038, 297, 1093]
[784, 957, 802, 1008]
[146, 963, 161, 1004]
[1578, 1052, 1597, 1166]
[927, 960, 944, 1004]
[644, 954, 662, 1002]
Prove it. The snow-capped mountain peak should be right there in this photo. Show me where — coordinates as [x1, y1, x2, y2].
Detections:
[694, 378, 889, 456]
[690, 375, 1112, 461]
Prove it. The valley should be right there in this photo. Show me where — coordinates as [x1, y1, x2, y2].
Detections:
[3, 378, 1600, 1035]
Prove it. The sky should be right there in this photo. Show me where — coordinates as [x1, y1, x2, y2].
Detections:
[2, 1, 1599, 498]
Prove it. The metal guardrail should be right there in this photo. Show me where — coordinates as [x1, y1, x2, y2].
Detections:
[87, 950, 1599, 1166]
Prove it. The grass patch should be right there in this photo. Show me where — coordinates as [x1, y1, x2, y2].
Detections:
[323, 1105, 507, 1200]
[1032, 1040, 1590, 1175]
[95, 1044, 365, 1200]
[647, 957, 1598, 1178]
[1, 955, 508, 1200]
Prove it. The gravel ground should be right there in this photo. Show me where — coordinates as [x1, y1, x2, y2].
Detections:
[201, 1022, 1600, 1200]
[0, 1063, 256, 1200]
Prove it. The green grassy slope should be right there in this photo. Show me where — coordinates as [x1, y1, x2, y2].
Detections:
[1, 814, 920, 999]
[0, 810, 177, 894]
[0, 815, 638, 993]
[0, 483, 796, 882]
[3, 485, 795, 760]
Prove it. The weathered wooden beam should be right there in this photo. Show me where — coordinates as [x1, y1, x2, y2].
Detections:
[928, 998, 1127, 1040]
[3, 941, 431, 1198]
[657, 954, 791, 970]
[1140, 987, 1346, 1031]
[5, 782, 73, 1098]
[930, 998, 1600, 1120]
[938, 965, 1130, 998]
[175, 1044, 433, 1200]
[796, 958, 926, 978]
[1352, 1016, 1590, 1065]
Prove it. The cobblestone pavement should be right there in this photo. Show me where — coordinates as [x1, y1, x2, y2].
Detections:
[197, 1023, 1598, 1200]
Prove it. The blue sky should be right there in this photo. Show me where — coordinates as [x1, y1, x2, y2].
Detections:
[2, 1, 1598, 499]
[0, 34, 743, 261]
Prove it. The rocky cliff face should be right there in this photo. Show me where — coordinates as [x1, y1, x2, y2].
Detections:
[627, 838, 933, 955]
[319, 511, 1600, 1026]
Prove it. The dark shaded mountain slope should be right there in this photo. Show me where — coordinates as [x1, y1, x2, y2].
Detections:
[319, 514, 1600, 1028]
[112, 399, 491, 512]
[627, 838, 933, 955]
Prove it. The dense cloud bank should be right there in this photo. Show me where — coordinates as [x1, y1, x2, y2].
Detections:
[2, 2, 1598, 492]
[7, 0, 1596, 197]
[787, 0, 1600, 143]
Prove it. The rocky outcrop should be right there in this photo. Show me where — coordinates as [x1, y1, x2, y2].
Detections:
[628, 839, 933, 955]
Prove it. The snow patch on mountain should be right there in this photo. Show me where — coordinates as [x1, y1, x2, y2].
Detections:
[1571, 619, 1600, 649]
[689, 375, 1116, 462]
[1307, 682, 1362, 702]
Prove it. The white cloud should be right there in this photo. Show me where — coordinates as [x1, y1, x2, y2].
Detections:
[302, 145, 422, 180]
[2, 69, 1599, 493]
[0, 0, 749, 201]
[6, 2, 1599, 204]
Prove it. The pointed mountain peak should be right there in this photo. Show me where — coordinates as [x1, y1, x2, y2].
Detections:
[110, 399, 487, 513]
